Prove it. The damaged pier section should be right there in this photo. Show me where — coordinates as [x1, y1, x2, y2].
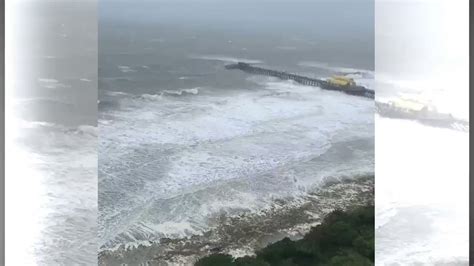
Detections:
[226, 62, 374, 99]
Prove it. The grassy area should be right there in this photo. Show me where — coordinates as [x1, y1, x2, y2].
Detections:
[195, 205, 374, 266]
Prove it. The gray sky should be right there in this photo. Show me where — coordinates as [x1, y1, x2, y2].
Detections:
[100, 0, 374, 40]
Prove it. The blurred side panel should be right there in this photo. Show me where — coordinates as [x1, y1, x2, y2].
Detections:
[5, 0, 97, 265]
[375, 0, 469, 265]
[0, 0, 4, 264]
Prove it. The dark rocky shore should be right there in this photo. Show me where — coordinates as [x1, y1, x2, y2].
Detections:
[99, 175, 374, 266]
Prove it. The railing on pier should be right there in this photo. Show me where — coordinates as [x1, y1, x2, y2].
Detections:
[227, 62, 325, 87]
[225, 62, 375, 99]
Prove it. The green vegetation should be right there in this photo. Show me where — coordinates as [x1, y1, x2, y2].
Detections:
[195, 205, 374, 266]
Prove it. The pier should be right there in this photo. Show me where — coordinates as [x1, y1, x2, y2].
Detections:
[225, 62, 374, 99]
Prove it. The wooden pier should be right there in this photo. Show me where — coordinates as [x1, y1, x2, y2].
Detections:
[225, 62, 374, 99]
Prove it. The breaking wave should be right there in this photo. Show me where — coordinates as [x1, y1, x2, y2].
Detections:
[299, 61, 373, 75]
[189, 54, 263, 64]
[37, 78, 71, 89]
[99, 78, 374, 251]
[163, 88, 200, 96]
[118, 65, 137, 73]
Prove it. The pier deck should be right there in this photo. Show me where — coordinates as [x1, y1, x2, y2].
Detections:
[225, 62, 374, 99]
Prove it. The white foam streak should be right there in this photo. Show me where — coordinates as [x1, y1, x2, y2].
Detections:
[99, 80, 373, 249]
[299, 61, 373, 74]
[190, 54, 263, 64]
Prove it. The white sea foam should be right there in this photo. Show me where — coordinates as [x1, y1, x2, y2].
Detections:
[299, 61, 372, 75]
[298, 62, 375, 92]
[77, 125, 98, 136]
[37, 78, 70, 89]
[107, 91, 129, 97]
[99, 80, 374, 249]
[190, 54, 263, 64]
[38, 78, 59, 83]
[18, 120, 57, 129]
[141, 93, 163, 101]
[138, 88, 200, 101]
[118, 65, 137, 73]
[163, 88, 200, 96]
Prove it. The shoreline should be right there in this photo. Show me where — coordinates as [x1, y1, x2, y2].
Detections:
[99, 174, 374, 265]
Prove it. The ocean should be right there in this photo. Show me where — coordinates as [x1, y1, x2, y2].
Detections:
[98, 1, 375, 263]
[5, 0, 468, 265]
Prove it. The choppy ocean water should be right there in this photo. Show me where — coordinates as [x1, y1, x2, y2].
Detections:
[98, 55, 375, 253]
[98, 3, 376, 261]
